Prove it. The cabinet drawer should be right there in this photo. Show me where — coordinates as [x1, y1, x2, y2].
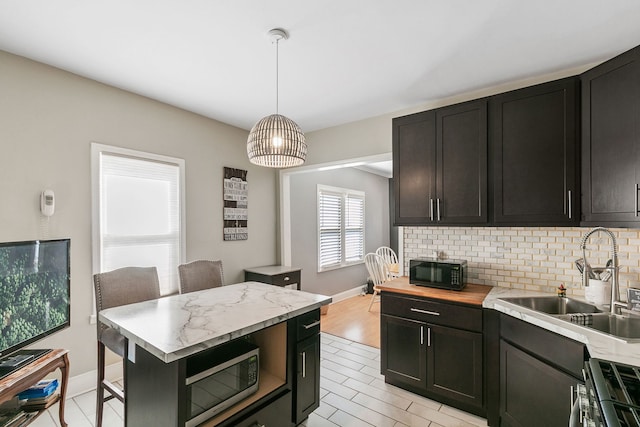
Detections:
[381, 293, 482, 332]
[271, 270, 300, 288]
[296, 309, 321, 341]
[234, 391, 292, 427]
[245, 270, 300, 289]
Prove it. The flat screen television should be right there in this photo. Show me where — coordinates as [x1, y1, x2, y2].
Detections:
[0, 239, 70, 359]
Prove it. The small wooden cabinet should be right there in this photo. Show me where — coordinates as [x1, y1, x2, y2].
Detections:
[581, 45, 640, 226]
[380, 292, 484, 416]
[393, 99, 488, 225]
[490, 76, 579, 225]
[245, 266, 301, 290]
[0, 349, 69, 427]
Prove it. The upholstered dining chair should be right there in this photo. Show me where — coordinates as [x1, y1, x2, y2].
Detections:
[376, 246, 400, 278]
[93, 266, 161, 427]
[178, 259, 224, 294]
[365, 253, 389, 311]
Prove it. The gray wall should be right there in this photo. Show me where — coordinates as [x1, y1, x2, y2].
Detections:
[289, 168, 389, 295]
[0, 50, 278, 377]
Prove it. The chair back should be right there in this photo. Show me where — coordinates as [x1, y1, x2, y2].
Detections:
[364, 253, 389, 287]
[94, 266, 161, 312]
[375, 246, 398, 265]
[93, 266, 161, 348]
[178, 260, 224, 294]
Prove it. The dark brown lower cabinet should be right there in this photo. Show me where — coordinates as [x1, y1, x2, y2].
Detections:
[499, 340, 577, 427]
[380, 292, 484, 417]
[380, 314, 427, 389]
[294, 334, 320, 423]
[293, 309, 321, 424]
[427, 323, 483, 409]
[498, 314, 586, 427]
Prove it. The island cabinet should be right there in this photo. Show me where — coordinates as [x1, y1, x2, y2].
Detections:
[380, 292, 484, 416]
[489, 76, 579, 226]
[581, 44, 640, 226]
[98, 282, 330, 427]
[498, 314, 587, 427]
[293, 310, 321, 424]
[393, 99, 488, 226]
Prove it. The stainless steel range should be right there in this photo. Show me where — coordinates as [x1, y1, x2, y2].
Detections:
[573, 358, 640, 426]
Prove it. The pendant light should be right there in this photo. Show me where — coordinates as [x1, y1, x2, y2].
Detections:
[247, 28, 307, 168]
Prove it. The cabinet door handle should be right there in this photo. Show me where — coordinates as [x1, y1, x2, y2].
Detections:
[410, 308, 440, 316]
[568, 190, 572, 219]
[303, 320, 321, 330]
[427, 327, 431, 347]
[420, 326, 424, 345]
[429, 198, 434, 221]
[636, 184, 639, 217]
[284, 276, 290, 281]
[436, 198, 441, 221]
[301, 351, 306, 378]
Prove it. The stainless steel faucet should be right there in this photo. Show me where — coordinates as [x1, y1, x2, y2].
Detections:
[579, 227, 626, 314]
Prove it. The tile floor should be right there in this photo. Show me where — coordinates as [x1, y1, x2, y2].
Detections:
[27, 333, 488, 427]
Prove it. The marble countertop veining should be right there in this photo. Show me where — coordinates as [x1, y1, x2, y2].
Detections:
[485, 286, 640, 366]
[98, 281, 331, 363]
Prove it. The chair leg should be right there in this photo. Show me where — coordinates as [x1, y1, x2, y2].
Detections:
[368, 290, 378, 311]
[96, 342, 106, 427]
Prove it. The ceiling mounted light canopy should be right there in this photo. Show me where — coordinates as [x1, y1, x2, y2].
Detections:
[247, 28, 307, 168]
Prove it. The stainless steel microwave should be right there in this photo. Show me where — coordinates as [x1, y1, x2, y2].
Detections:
[409, 258, 467, 290]
[185, 339, 259, 427]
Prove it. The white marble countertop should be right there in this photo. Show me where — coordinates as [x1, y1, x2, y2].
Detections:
[98, 281, 331, 363]
[485, 287, 640, 366]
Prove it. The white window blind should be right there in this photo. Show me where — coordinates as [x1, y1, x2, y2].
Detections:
[318, 185, 365, 271]
[92, 144, 185, 296]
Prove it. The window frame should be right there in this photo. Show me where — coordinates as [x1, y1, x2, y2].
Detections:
[317, 184, 365, 272]
[91, 143, 186, 299]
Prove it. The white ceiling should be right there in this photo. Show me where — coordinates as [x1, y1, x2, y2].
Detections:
[1, 1, 640, 134]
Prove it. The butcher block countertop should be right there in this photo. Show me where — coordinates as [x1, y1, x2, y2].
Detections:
[378, 276, 492, 307]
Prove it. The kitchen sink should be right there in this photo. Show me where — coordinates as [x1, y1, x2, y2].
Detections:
[498, 296, 602, 315]
[586, 313, 640, 339]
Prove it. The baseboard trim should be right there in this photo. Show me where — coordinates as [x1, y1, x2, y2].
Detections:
[67, 361, 123, 399]
[329, 285, 365, 304]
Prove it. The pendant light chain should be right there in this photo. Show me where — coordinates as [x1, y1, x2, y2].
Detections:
[275, 36, 279, 114]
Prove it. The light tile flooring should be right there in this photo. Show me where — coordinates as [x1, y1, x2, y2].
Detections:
[28, 333, 488, 427]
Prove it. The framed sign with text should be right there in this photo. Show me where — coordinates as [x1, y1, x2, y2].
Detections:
[223, 167, 248, 241]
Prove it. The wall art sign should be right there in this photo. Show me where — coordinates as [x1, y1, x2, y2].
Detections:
[223, 167, 248, 241]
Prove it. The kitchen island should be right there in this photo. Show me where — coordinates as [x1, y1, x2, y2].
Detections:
[99, 281, 331, 427]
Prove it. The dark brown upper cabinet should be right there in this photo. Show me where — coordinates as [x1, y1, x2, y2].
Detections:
[490, 77, 579, 226]
[393, 99, 487, 226]
[393, 110, 436, 225]
[581, 45, 640, 226]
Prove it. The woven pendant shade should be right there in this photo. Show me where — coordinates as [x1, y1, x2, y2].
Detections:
[247, 113, 307, 168]
[247, 28, 306, 168]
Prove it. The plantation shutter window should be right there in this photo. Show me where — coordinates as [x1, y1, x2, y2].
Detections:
[317, 185, 365, 272]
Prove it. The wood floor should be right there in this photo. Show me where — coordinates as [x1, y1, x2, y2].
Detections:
[320, 293, 380, 348]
